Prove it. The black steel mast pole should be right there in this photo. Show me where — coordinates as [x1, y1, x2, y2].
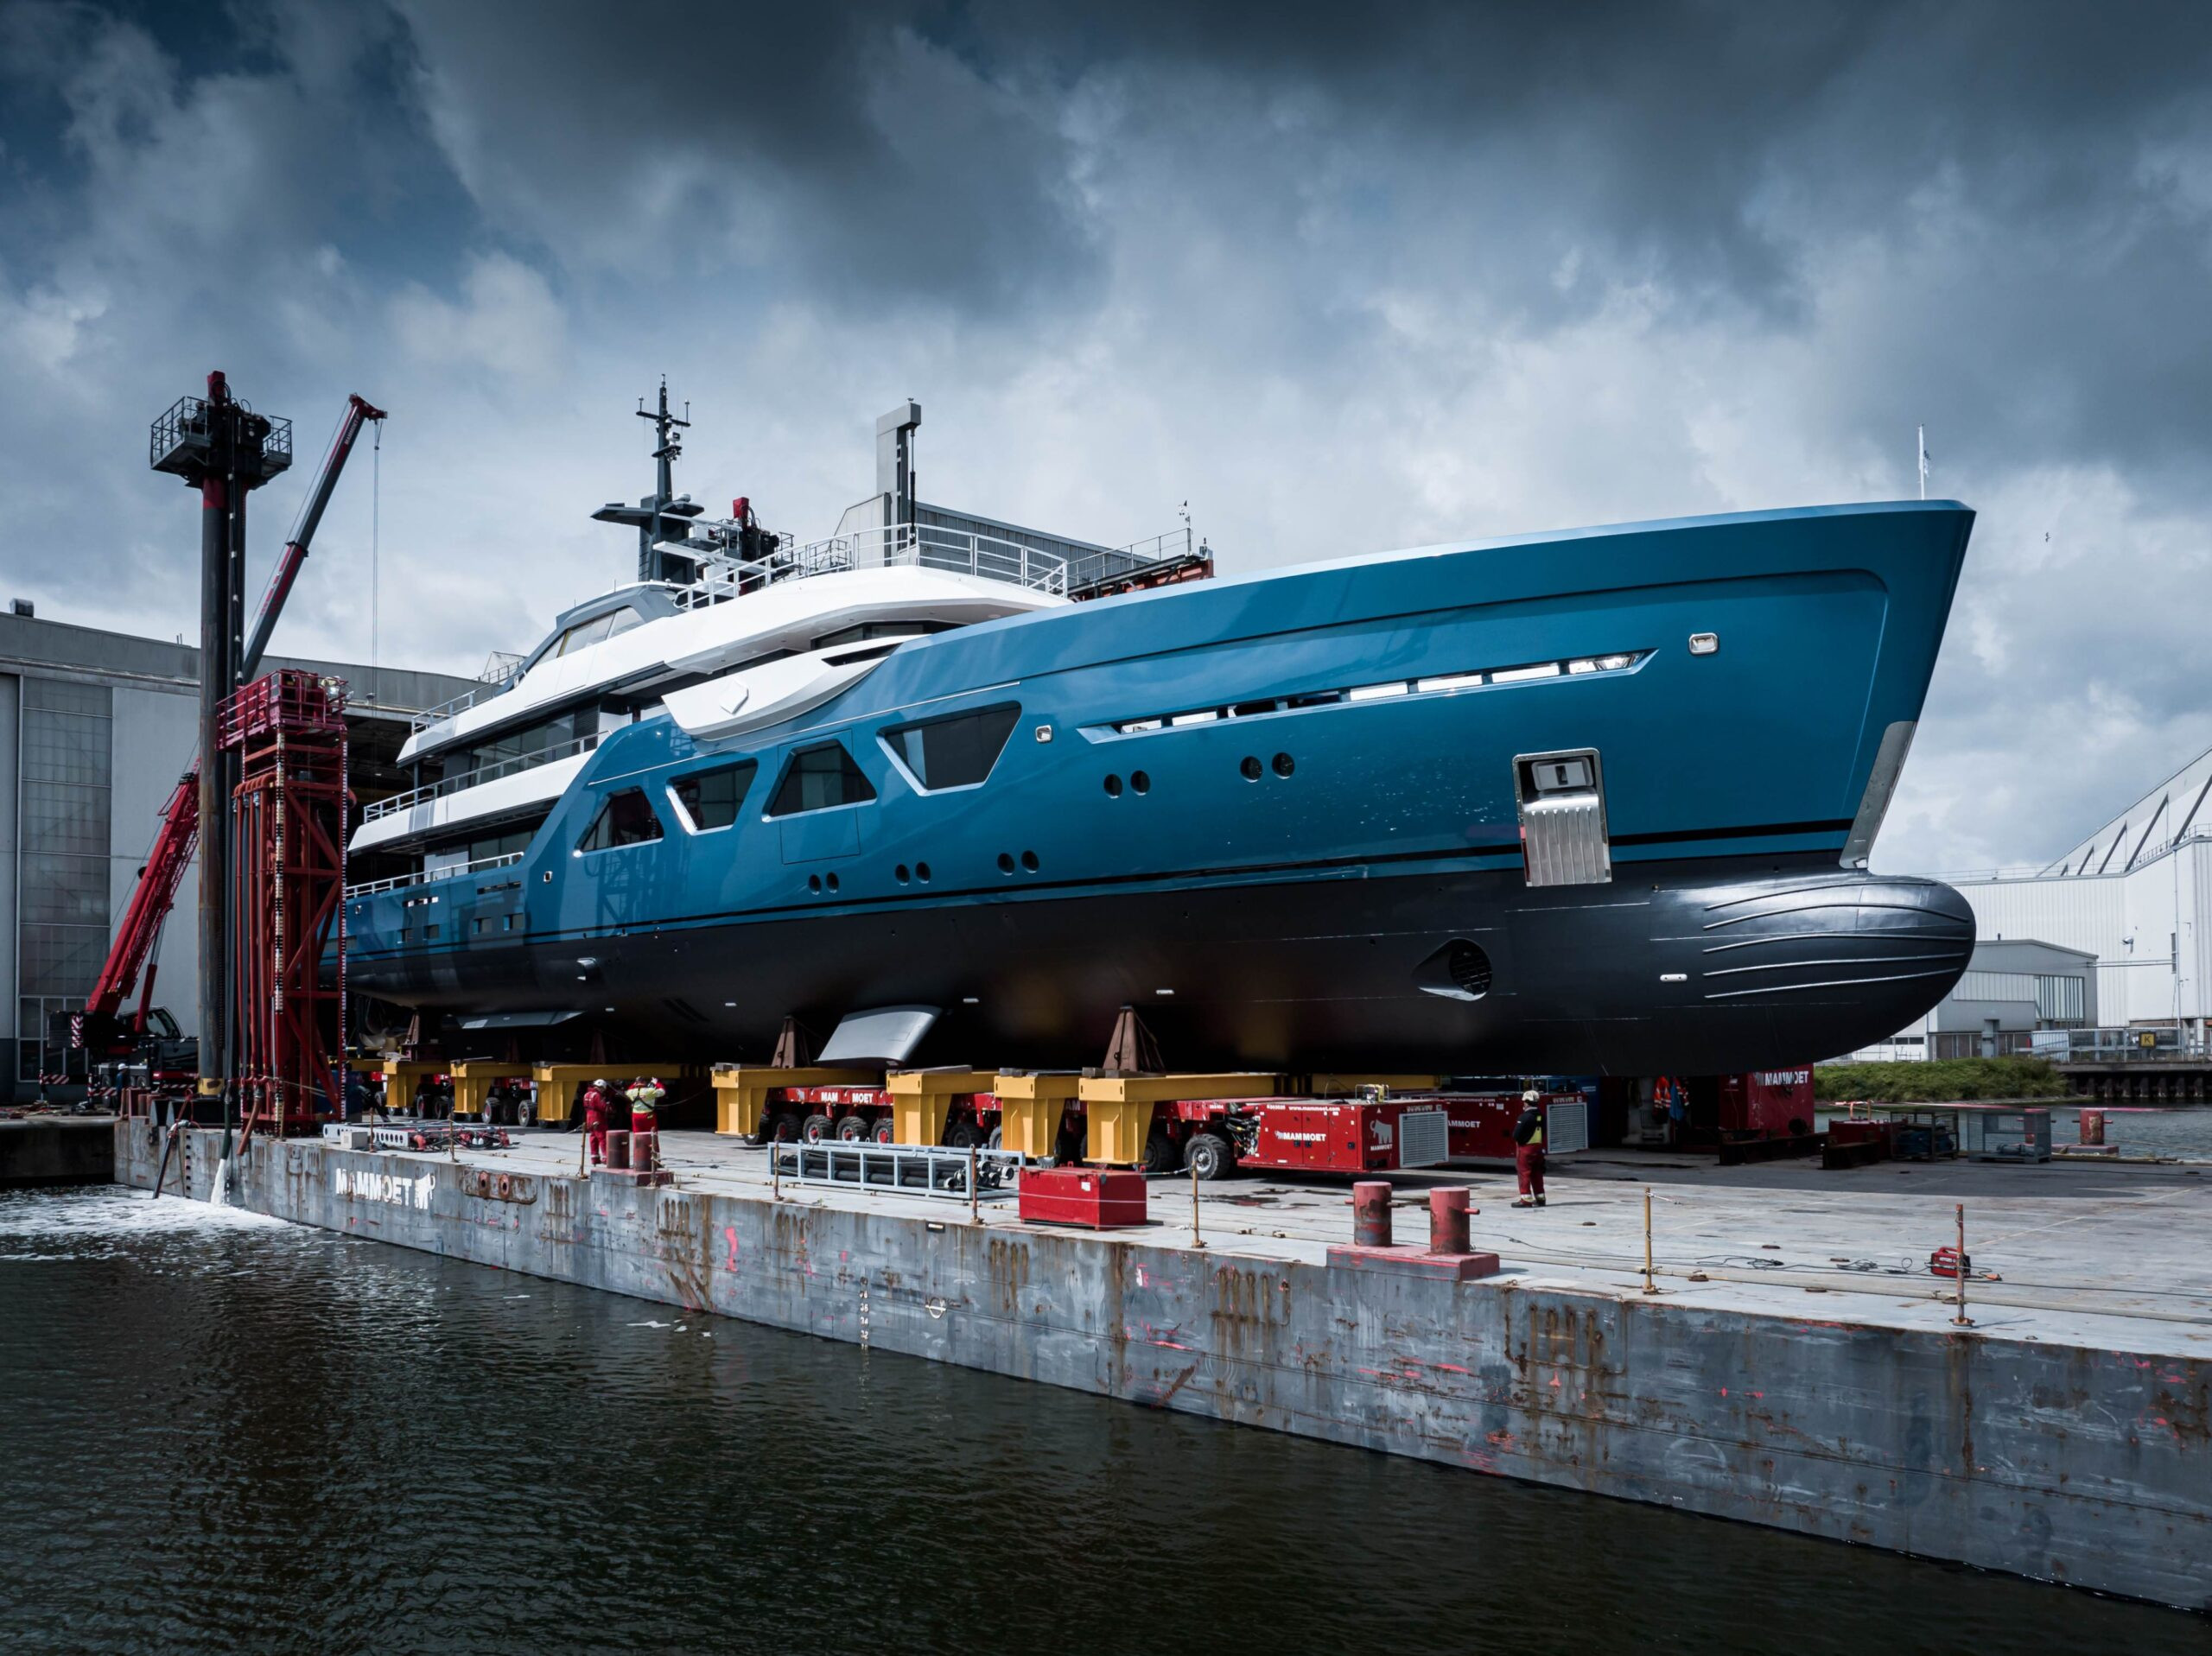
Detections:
[195, 372, 233, 1120]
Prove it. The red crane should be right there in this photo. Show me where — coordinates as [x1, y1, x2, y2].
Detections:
[73, 394, 385, 1067]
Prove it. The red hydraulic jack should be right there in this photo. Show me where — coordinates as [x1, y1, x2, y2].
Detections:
[1327, 1181, 1500, 1281]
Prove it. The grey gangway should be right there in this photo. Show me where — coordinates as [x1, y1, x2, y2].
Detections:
[769, 1140, 1023, 1202]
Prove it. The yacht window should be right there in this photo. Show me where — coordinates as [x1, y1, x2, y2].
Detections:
[767, 742, 877, 816]
[813, 621, 942, 650]
[881, 704, 1021, 791]
[576, 788, 663, 852]
[605, 607, 644, 639]
[671, 761, 758, 832]
[557, 614, 614, 656]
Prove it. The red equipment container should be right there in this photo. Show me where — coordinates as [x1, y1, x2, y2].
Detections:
[1018, 1166, 1147, 1228]
[1167, 1096, 1452, 1174]
[1719, 1069, 1816, 1138]
[1440, 1092, 1581, 1161]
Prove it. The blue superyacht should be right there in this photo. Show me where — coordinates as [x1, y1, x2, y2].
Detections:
[347, 395, 1975, 1075]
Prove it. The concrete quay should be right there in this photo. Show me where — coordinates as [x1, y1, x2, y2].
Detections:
[1, 1115, 116, 1188]
[114, 1120, 2211, 1609]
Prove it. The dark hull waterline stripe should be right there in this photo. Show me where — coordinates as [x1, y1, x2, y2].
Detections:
[1613, 818, 1853, 848]
[357, 819, 1853, 961]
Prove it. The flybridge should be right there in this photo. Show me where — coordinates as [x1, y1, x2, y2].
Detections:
[407, 392, 1211, 736]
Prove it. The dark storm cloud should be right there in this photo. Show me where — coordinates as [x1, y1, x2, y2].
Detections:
[3, 0, 2212, 872]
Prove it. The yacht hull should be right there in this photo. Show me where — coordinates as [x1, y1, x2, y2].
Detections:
[350, 499, 1979, 1076]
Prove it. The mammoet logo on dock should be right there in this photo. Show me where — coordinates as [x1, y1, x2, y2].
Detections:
[333, 1167, 433, 1209]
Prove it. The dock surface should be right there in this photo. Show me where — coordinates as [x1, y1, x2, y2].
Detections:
[115, 1120, 2212, 1610]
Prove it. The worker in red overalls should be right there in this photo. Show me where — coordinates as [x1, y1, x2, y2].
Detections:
[581, 1077, 613, 1165]
[1511, 1088, 1547, 1209]
[627, 1076, 665, 1171]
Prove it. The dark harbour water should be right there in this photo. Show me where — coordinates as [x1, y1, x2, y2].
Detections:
[0, 1189, 2200, 1656]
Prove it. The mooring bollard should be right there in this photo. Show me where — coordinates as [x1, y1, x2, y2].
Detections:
[1191, 1160, 1206, 1250]
[1352, 1180, 1393, 1248]
[1642, 1187, 1658, 1294]
[606, 1129, 630, 1172]
[2080, 1108, 2106, 1146]
[1428, 1187, 1471, 1254]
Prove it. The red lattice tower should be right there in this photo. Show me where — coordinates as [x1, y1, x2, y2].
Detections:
[219, 669, 347, 1134]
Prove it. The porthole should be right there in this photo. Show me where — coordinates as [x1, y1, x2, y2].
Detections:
[1103, 774, 1123, 797]
[1020, 850, 1039, 872]
[1239, 756, 1262, 781]
[917, 861, 932, 882]
[807, 874, 822, 894]
[997, 852, 1016, 874]
[1272, 752, 1294, 777]
[1131, 771, 1151, 795]
[826, 872, 841, 893]
[895, 864, 911, 884]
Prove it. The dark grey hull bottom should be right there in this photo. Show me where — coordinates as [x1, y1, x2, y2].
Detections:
[353, 853, 1974, 1075]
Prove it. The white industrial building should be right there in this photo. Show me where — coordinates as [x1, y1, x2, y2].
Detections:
[1928, 748, 2212, 1052]
[0, 605, 474, 1097]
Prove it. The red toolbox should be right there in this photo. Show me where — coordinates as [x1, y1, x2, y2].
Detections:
[1018, 1165, 1148, 1228]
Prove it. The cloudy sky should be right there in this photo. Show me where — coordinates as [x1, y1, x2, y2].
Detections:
[2, 0, 2209, 874]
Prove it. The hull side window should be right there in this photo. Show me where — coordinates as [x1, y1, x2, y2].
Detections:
[577, 788, 664, 853]
[768, 741, 878, 816]
[671, 761, 758, 833]
[880, 703, 1021, 791]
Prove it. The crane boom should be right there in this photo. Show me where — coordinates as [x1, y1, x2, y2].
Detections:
[73, 391, 384, 1056]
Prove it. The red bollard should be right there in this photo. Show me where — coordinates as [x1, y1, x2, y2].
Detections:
[632, 1131, 656, 1174]
[1352, 1180, 1394, 1248]
[1428, 1187, 1471, 1254]
[606, 1130, 631, 1171]
[2079, 1108, 2106, 1146]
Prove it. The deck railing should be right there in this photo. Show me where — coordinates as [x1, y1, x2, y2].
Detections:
[363, 733, 602, 824]
[345, 850, 524, 900]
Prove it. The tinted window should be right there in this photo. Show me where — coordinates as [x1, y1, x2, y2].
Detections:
[885, 704, 1020, 790]
[671, 761, 757, 832]
[576, 788, 663, 852]
[767, 743, 877, 816]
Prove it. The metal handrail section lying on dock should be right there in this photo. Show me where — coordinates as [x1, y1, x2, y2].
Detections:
[768, 1140, 1023, 1201]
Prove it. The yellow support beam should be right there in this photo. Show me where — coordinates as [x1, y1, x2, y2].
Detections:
[1076, 1072, 1280, 1165]
[373, 1059, 444, 1114]
[1076, 1073, 1281, 1106]
[993, 1072, 1080, 1158]
[887, 1068, 995, 1147]
[448, 1059, 532, 1120]
[1289, 1074, 1442, 1095]
[709, 1063, 880, 1138]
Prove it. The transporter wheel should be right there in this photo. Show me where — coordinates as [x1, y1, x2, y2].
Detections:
[870, 1114, 896, 1145]
[800, 1113, 835, 1144]
[1184, 1132, 1232, 1182]
[1143, 1127, 1179, 1175]
[770, 1111, 803, 1144]
[944, 1119, 982, 1151]
[987, 1125, 1003, 1152]
[1053, 1126, 1085, 1165]
[835, 1114, 868, 1142]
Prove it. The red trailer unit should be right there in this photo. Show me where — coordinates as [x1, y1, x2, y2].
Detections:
[1719, 1069, 1815, 1139]
[1440, 1091, 1586, 1162]
[1166, 1095, 1453, 1176]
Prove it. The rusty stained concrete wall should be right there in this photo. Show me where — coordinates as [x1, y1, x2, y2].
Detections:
[114, 1124, 2211, 1611]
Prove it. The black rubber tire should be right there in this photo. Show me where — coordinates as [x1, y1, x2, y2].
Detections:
[1184, 1132, 1231, 1182]
[1143, 1128, 1179, 1175]
[1053, 1126, 1086, 1165]
[986, 1125, 1003, 1152]
[800, 1113, 834, 1144]
[945, 1119, 982, 1151]
[770, 1112, 803, 1144]
[835, 1114, 868, 1142]
[869, 1114, 896, 1145]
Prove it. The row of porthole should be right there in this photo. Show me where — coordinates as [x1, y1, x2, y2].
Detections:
[811, 752, 1300, 896]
